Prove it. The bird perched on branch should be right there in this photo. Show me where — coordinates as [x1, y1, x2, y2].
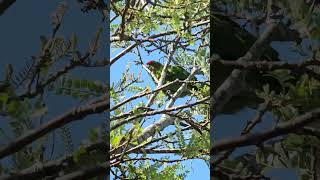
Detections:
[146, 60, 199, 97]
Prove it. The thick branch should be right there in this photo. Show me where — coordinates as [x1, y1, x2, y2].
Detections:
[54, 162, 109, 180]
[215, 59, 320, 81]
[137, 67, 201, 143]
[211, 22, 279, 118]
[215, 59, 320, 71]
[111, 96, 208, 130]
[0, 0, 16, 15]
[0, 141, 107, 180]
[0, 97, 109, 159]
[211, 107, 320, 154]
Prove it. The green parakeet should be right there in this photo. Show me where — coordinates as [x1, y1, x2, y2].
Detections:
[146, 60, 198, 97]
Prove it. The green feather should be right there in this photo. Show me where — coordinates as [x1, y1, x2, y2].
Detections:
[147, 61, 198, 97]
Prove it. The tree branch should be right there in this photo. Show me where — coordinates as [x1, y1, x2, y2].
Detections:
[211, 21, 279, 118]
[0, 141, 107, 180]
[0, 0, 16, 16]
[0, 97, 109, 159]
[211, 107, 320, 154]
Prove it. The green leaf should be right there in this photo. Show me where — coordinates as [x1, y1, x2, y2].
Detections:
[111, 134, 121, 147]
[30, 105, 47, 118]
[90, 27, 103, 56]
[89, 128, 99, 143]
[6, 100, 19, 115]
[73, 145, 87, 163]
[0, 93, 9, 105]
[71, 32, 78, 51]
[40, 35, 47, 51]
[172, 14, 180, 31]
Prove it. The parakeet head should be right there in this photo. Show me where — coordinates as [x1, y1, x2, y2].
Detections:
[146, 60, 159, 66]
[146, 60, 162, 70]
[146, 60, 154, 65]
